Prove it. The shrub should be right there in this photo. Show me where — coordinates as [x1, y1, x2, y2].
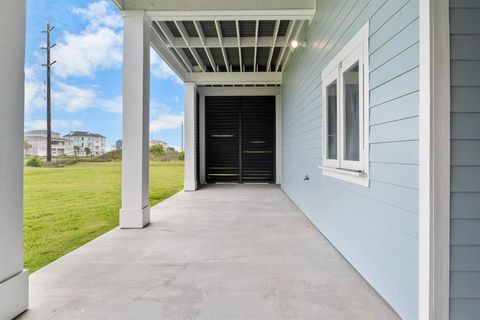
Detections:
[149, 145, 165, 159]
[27, 157, 43, 167]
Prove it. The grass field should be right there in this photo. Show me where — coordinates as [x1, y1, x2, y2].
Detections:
[24, 161, 184, 272]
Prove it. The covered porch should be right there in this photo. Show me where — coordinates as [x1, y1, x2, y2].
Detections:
[20, 185, 399, 319]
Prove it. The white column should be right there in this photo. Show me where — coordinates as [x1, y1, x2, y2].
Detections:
[120, 12, 151, 228]
[0, 0, 29, 318]
[184, 82, 197, 191]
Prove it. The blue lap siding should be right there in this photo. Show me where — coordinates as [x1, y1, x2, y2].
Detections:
[281, 0, 420, 319]
[449, 1, 480, 319]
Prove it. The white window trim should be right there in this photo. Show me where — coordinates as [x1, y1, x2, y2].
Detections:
[320, 22, 370, 187]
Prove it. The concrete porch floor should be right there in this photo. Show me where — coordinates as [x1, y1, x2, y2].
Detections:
[19, 184, 400, 320]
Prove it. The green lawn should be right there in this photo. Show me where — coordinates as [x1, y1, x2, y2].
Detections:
[24, 161, 184, 272]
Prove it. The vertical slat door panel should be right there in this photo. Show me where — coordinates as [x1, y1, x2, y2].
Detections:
[205, 96, 275, 183]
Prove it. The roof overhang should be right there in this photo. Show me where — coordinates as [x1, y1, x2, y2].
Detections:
[114, 0, 315, 86]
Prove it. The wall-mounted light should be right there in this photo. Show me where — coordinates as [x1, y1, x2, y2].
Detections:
[290, 40, 306, 50]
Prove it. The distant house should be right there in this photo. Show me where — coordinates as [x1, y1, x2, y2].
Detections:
[115, 139, 122, 150]
[64, 131, 106, 155]
[24, 130, 74, 156]
[149, 139, 167, 148]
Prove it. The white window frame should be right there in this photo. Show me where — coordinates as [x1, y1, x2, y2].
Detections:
[320, 22, 370, 186]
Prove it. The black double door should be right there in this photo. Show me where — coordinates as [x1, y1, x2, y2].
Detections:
[206, 96, 276, 183]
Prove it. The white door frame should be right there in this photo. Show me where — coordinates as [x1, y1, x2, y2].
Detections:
[418, 0, 451, 319]
[197, 87, 282, 185]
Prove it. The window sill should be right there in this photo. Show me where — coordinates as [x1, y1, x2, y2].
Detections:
[319, 166, 369, 187]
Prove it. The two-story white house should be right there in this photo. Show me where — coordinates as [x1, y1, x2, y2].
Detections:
[63, 131, 107, 155]
[24, 130, 74, 156]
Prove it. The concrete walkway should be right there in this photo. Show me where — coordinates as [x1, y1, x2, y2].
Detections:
[20, 185, 400, 320]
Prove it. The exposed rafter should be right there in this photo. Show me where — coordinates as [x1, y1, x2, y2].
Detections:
[193, 21, 217, 72]
[266, 20, 280, 72]
[276, 20, 296, 72]
[235, 20, 243, 72]
[281, 20, 305, 71]
[156, 21, 194, 73]
[150, 23, 188, 80]
[174, 21, 206, 72]
[254, 20, 259, 72]
[214, 21, 230, 72]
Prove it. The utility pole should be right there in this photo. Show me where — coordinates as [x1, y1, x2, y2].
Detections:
[42, 23, 56, 162]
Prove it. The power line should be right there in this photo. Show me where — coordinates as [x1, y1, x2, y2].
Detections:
[41, 22, 56, 162]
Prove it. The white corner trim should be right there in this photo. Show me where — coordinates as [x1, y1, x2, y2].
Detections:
[419, 0, 451, 319]
[0, 270, 29, 320]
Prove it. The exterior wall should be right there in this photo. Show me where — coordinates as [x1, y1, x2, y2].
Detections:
[449, 2, 480, 319]
[281, 0, 419, 319]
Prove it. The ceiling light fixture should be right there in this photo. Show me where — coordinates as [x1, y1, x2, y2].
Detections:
[290, 40, 306, 50]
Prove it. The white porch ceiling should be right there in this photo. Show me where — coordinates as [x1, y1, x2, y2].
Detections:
[114, 0, 314, 85]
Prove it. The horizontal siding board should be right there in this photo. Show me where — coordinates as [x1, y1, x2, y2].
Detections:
[370, 116, 418, 143]
[450, 299, 480, 320]
[451, 87, 480, 113]
[450, 272, 480, 298]
[451, 246, 480, 272]
[282, 1, 419, 319]
[451, 193, 480, 219]
[370, 141, 419, 165]
[451, 140, 480, 166]
[370, 162, 418, 189]
[370, 91, 419, 125]
[450, 8, 480, 34]
[369, 0, 410, 34]
[451, 113, 480, 139]
[450, 35, 480, 60]
[451, 166, 480, 192]
[369, 0, 418, 52]
[370, 42, 419, 89]
[450, 0, 480, 8]
[369, 19, 419, 70]
[451, 220, 480, 246]
[451, 60, 480, 86]
[370, 67, 419, 107]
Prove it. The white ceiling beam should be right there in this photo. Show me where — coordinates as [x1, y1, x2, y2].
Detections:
[193, 21, 217, 72]
[156, 21, 194, 73]
[281, 20, 305, 71]
[215, 21, 230, 72]
[112, 0, 125, 9]
[166, 36, 288, 49]
[185, 72, 282, 85]
[121, 0, 315, 12]
[276, 20, 295, 72]
[150, 26, 187, 81]
[266, 20, 280, 72]
[254, 20, 259, 72]
[143, 10, 315, 21]
[236, 20, 243, 72]
[174, 21, 206, 72]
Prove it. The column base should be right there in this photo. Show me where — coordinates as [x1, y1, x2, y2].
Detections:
[0, 270, 28, 320]
[184, 179, 198, 192]
[120, 206, 150, 229]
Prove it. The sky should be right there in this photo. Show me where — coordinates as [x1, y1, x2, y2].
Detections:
[25, 0, 184, 150]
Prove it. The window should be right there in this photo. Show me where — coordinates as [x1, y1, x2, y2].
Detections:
[321, 23, 369, 186]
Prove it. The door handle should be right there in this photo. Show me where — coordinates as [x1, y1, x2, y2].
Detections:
[250, 140, 266, 144]
[211, 134, 234, 138]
